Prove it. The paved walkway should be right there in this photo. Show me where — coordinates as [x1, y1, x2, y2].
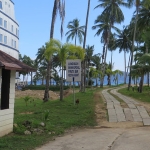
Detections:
[36, 127, 150, 150]
[102, 86, 150, 125]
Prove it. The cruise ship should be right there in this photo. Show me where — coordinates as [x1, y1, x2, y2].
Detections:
[0, 0, 19, 59]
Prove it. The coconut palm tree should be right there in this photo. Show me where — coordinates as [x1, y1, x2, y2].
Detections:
[94, 0, 130, 87]
[92, 15, 119, 87]
[113, 70, 123, 86]
[82, 0, 91, 92]
[36, 45, 46, 63]
[44, 39, 85, 101]
[127, 0, 140, 90]
[65, 19, 85, 46]
[44, 0, 65, 101]
[114, 26, 132, 84]
[85, 45, 94, 86]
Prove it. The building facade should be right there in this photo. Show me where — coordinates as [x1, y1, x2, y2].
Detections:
[0, 0, 19, 59]
[0, 0, 19, 137]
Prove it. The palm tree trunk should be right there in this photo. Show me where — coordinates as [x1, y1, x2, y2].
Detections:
[80, 61, 84, 91]
[50, 0, 57, 39]
[128, 5, 139, 90]
[147, 72, 149, 87]
[110, 50, 113, 85]
[44, 62, 50, 101]
[124, 51, 126, 84]
[82, 0, 90, 92]
[101, 24, 111, 88]
[44, 0, 57, 101]
[75, 35, 77, 46]
[31, 71, 33, 85]
[139, 74, 144, 93]
[60, 65, 64, 101]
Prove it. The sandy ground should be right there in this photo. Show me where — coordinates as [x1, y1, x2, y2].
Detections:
[15, 89, 73, 100]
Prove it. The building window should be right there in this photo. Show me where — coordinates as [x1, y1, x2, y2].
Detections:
[14, 41, 16, 48]
[0, 1, 2, 9]
[0, 34, 3, 43]
[4, 20, 7, 29]
[4, 36, 7, 44]
[11, 39, 13, 47]
[11, 25, 13, 32]
[18, 29, 19, 37]
[16, 28, 18, 36]
[0, 18, 2, 26]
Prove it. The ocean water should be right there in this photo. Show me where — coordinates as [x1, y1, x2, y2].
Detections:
[28, 74, 147, 86]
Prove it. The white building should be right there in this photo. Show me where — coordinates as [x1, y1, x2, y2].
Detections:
[0, 0, 20, 137]
[0, 0, 19, 59]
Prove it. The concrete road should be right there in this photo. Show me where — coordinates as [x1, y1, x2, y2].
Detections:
[36, 127, 150, 150]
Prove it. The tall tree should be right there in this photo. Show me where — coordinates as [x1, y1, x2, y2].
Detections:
[44, 0, 65, 101]
[127, 0, 140, 90]
[94, 0, 130, 87]
[65, 19, 85, 46]
[114, 26, 132, 84]
[85, 45, 94, 86]
[82, 0, 91, 92]
[92, 15, 119, 87]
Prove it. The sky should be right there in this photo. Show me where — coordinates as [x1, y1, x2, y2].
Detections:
[13, 0, 135, 71]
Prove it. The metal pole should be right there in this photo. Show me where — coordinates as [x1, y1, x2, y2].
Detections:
[73, 77, 75, 105]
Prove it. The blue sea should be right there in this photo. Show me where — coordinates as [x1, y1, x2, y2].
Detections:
[28, 74, 148, 86]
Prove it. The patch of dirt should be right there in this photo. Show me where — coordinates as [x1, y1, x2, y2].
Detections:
[15, 89, 73, 100]
[94, 91, 107, 126]
[20, 112, 33, 115]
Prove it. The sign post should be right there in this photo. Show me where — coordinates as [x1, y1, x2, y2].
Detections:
[66, 60, 81, 105]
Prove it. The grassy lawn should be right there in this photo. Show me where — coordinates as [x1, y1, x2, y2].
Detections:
[0, 89, 97, 150]
[118, 86, 150, 103]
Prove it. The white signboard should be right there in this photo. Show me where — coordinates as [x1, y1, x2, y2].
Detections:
[66, 59, 81, 82]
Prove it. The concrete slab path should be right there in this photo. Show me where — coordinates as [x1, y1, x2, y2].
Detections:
[102, 86, 150, 125]
[36, 127, 150, 150]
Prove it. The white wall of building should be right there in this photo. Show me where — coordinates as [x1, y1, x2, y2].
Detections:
[0, 0, 19, 59]
[0, 69, 15, 137]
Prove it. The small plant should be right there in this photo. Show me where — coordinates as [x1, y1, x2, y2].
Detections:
[43, 110, 50, 126]
[23, 96, 30, 106]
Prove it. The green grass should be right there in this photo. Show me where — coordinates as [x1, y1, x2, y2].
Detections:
[0, 89, 97, 150]
[118, 86, 150, 103]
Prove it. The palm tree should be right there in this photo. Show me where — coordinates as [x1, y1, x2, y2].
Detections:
[94, 0, 130, 87]
[85, 45, 94, 86]
[82, 0, 91, 92]
[50, 0, 65, 39]
[44, 39, 60, 101]
[114, 26, 132, 84]
[44, 39, 85, 101]
[65, 19, 85, 46]
[36, 45, 46, 64]
[44, 0, 65, 101]
[92, 15, 119, 87]
[113, 70, 123, 86]
[127, 0, 140, 90]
